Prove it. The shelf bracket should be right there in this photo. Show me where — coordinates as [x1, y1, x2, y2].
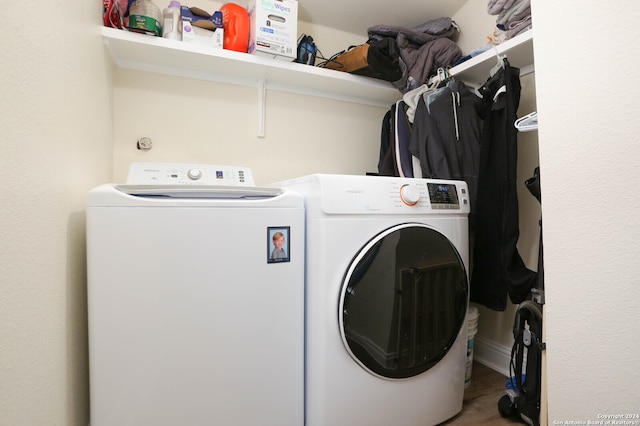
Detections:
[257, 77, 266, 138]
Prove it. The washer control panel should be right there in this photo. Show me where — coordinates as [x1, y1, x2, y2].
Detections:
[126, 163, 255, 186]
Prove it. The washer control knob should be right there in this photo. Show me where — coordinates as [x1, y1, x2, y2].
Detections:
[400, 184, 420, 206]
[187, 168, 203, 181]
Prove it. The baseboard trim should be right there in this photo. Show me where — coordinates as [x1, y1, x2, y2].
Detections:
[473, 335, 513, 377]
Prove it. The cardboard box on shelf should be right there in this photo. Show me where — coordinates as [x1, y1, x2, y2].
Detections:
[181, 6, 224, 48]
[248, 0, 298, 60]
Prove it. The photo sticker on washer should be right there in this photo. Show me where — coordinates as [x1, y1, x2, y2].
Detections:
[267, 226, 290, 263]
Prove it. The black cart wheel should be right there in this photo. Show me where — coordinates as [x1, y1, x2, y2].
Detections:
[498, 394, 516, 418]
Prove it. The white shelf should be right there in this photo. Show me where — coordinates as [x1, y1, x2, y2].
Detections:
[101, 25, 534, 134]
[450, 30, 534, 85]
[101, 26, 400, 108]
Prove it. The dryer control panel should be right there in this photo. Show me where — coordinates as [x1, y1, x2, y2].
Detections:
[398, 182, 462, 208]
[276, 175, 471, 215]
[126, 163, 255, 186]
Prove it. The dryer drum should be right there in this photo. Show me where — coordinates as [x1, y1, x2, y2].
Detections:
[339, 224, 469, 379]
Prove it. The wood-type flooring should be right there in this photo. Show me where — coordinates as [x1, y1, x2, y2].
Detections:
[439, 362, 525, 425]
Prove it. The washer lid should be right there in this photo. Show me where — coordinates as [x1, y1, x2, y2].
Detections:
[87, 184, 301, 207]
[116, 184, 282, 199]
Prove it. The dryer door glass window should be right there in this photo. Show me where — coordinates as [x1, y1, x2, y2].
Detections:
[339, 224, 468, 379]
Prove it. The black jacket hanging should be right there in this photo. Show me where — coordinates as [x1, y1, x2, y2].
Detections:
[408, 79, 482, 224]
[470, 58, 536, 311]
[378, 104, 399, 176]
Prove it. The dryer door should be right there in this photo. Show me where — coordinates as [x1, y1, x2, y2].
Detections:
[339, 223, 468, 379]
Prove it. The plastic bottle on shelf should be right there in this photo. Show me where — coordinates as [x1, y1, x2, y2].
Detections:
[220, 3, 250, 52]
[162, 1, 182, 40]
[127, 0, 162, 36]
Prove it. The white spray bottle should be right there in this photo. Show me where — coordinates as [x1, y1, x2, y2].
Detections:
[162, 0, 182, 40]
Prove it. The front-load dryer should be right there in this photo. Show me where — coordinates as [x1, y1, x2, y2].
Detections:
[273, 174, 470, 426]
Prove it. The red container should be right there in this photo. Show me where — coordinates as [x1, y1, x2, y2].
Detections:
[221, 3, 250, 53]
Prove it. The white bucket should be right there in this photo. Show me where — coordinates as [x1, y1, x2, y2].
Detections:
[464, 306, 479, 389]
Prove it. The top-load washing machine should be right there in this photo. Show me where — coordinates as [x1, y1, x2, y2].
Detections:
[86, 163, 304, 426]
[274, 174, 470, 426]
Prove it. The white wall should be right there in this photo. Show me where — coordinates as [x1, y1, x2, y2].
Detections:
[4, 0, 637, 424]
[112, 70, 385, 184]
[0, 1, 113, 425]
[113, 1, 386, 184]
[533, 0, 640, 421]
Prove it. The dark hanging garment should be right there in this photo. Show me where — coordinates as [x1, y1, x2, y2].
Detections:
[470, 58, 536, 311]
[394, 101, 414, 177]
[379, 102, 415, 177]
[409, 80, 482, 225]
[378, 104, 399, 176]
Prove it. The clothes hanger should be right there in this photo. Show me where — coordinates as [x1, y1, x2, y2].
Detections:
[426, 67, 453, 89]
[515, 111, 538, 132]
[489, 46, 505, 77]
